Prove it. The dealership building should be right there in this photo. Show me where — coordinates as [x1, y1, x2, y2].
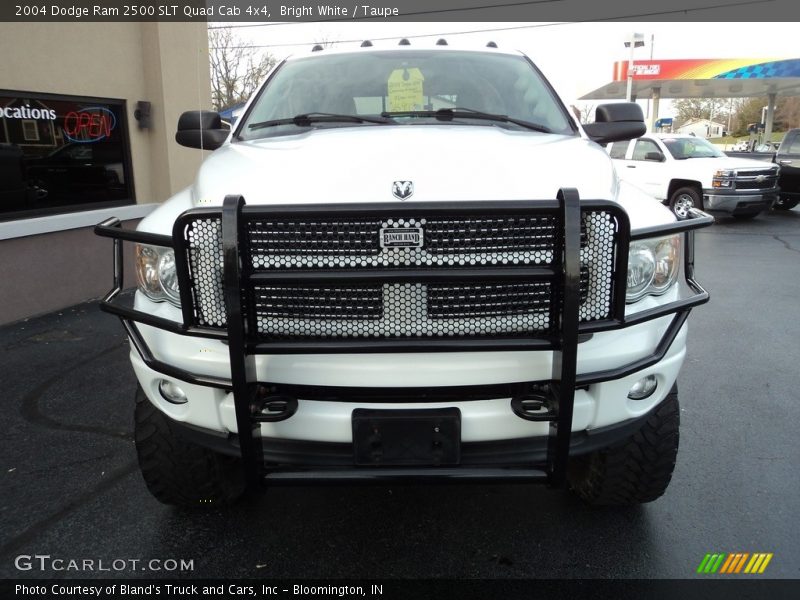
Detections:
[0, 22, 212, 325]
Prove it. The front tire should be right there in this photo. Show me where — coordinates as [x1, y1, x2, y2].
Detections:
[134, 386, 246, 507]
[568, 387, 680, 506]
[774, 195, 799, 211]
[669, 187, 701, 220]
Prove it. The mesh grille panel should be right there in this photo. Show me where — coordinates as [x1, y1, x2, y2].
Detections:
[247, 214, 557, 270]
[181, 208, 620, 336]
[428, 282, 551, 318]
[254, 285, 383, 320]
[579, 211, 616, 322]
[185, 218, 226, 327]
[254, 282, 552, 340]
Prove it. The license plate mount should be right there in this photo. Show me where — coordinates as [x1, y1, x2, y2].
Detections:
[352, 408, 461, 466]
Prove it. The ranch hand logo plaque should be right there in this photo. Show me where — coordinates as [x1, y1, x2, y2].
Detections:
[379, 220, 424, 248]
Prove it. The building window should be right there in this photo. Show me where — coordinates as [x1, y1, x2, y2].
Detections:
[0, 90, 134, 221]
[21, 120, 39, 142]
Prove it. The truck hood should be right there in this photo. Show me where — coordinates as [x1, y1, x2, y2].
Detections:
[683, 155, 778, 171]
[190, 126, 617, 206]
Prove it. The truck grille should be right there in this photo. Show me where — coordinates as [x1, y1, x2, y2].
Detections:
[181, 208, 620, 342]
[736, 167, 779, 191]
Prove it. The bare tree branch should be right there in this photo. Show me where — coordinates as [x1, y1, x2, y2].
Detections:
[208, 27, 277, 112]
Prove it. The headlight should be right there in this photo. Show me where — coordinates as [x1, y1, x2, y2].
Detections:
[626, 245, 655, 302]
[135, 244, 181, 307]
[712, 169, 735, 188]
[651, 236, 680, 293]
[626, 235, 681, 303]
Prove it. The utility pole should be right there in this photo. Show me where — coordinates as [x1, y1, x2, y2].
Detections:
[645, 34, 654, 119]
[624, 33, 645, 103]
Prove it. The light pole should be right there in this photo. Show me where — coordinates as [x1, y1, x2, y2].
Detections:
[624, 33, 645, 102]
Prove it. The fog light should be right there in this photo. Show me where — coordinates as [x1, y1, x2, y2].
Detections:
[627, 375, 657, 400]
[158, 379, 188, 404]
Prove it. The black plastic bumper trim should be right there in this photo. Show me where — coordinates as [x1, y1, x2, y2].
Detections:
[263, 468, 549, 485]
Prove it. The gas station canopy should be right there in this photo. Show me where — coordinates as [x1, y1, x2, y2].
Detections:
[579, 58, 800, 139]
[580, 58, 800, 100]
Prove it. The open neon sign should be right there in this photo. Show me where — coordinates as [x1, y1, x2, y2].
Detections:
[63, 106, 116, 143]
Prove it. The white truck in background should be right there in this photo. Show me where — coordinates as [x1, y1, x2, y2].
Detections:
[609, 134, 780, 219]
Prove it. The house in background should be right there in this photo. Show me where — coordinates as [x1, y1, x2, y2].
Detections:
[676, 118, 727, 139]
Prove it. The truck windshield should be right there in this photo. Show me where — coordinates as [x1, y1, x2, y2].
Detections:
[237, 50, 576, 140]
[662, 137, 724, 159]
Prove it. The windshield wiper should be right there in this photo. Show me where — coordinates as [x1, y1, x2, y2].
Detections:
[381, 108, 552, 133]
[247, 112, 394, 131]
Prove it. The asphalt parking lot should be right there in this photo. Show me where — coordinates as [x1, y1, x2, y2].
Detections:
[1, 207, 799, 581]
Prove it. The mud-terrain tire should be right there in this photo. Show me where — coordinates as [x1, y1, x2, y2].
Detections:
[134, 386, 246, 507]
[568, 386, 680, 506]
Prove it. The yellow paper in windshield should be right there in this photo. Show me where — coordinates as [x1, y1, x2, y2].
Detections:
[387, 68, 425, 112]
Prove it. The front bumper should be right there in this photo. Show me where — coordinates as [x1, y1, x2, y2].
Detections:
[129, 308, 687, 442]
[130, 314, 686, 444]
[167, 393, 674, 469]
[703, 188, 778, 214]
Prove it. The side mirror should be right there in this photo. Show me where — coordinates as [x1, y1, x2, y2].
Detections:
[645, 151, 665, 162]
[583, 103, 646, 145]
[175, 110, 229, 150]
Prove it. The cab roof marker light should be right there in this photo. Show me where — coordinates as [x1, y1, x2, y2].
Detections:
[487, 41, 498, 48]
[311, 45, 323, 52]
[398, 38, 411, 46]
[361, 40, 373, 47]
[436, 39, 448, 46]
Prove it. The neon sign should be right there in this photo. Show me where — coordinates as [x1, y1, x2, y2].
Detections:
[63, 106, 116, 143]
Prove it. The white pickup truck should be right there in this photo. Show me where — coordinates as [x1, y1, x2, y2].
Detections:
[95, 43, 712, 508]
[609, 134, 780, 219]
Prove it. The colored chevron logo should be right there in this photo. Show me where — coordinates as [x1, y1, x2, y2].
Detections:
[697, 552, 773, 574]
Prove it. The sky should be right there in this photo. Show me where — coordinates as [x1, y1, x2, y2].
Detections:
[215, 21, 800, 118]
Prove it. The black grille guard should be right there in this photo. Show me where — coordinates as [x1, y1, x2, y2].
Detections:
[95, 189, 713, 488]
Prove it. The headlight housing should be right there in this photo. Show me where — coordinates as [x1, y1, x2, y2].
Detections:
[135, 244, 181, 307]
[712, 169, 735, 188]
[626, 235, 681, 303]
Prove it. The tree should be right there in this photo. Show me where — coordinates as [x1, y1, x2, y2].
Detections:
[570, 102, 597, 124]
[726, 96, 800, 136]
[672, 98, 731, 130]
[729, 97, 764, 136]
[775, 97, 800, 130]
[208, 27, 277, 112]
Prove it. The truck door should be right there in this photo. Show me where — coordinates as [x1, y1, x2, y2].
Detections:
[620, 138, 666, 199]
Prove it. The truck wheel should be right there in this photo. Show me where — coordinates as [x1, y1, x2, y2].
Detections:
[134, 386, 246, 507]
[774, 196, 799, 210]
[568, 386, 679, 506]
[669, 188, 701, 220]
